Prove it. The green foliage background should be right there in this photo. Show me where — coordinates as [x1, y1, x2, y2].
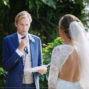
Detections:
[0, 0, 85, 65]
[0, 0, 88, 88]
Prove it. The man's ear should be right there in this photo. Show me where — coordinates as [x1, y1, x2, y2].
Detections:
[15, 22, 17, 27]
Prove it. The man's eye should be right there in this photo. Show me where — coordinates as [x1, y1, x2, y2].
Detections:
[26, 24, 29, 26]
[20, 24, 23, 26]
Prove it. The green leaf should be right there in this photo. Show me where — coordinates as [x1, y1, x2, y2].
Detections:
[41, 0, 56, 9]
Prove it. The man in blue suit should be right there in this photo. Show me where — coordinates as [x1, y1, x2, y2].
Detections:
[3, 11, 47, 89]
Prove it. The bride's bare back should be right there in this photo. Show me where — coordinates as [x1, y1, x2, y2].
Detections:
[59, 49, 80, 82]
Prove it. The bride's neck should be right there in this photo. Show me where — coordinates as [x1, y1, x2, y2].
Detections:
[64, 39, 73, 46]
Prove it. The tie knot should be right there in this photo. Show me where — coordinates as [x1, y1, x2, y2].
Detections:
[21, 36, 26, 39]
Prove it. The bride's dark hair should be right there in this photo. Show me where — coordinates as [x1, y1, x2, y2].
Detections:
[58, 14, 80, 39]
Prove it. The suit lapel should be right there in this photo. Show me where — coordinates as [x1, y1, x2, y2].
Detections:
[28, 34, 35, 67]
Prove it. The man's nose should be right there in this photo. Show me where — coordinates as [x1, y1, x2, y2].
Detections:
[23, 26, 27, 30]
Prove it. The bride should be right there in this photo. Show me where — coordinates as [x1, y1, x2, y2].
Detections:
[48, 14, 89, 89]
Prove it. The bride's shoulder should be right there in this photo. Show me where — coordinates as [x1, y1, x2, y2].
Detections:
[51, 44, 74, 65]
[52, 44, 73, 55]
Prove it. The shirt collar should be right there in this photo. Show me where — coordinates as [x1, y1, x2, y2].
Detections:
[17, 32, 28, 39]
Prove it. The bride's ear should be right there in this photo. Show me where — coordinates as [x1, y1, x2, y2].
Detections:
[59, 29, 65, 37]
[59, 29, 65, 41]
[59, 29, 71, 42]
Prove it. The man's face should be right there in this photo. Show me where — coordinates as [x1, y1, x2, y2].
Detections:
[15, 17, 31, 36]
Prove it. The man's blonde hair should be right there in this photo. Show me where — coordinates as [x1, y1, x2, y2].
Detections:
[15, 11, 32, 24]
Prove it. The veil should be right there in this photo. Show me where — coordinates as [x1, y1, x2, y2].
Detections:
[69, 21, 89, 89]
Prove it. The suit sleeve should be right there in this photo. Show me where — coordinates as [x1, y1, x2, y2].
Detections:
[2, 37, 22, 72]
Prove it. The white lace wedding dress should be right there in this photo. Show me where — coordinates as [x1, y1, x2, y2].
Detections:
[48, 44, 82, 89]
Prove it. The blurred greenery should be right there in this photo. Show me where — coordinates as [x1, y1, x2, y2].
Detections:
[84, 0, 89, 3]
[0, 67, 7, 89]
[0, 0, 85, 43]
[0, 0, 89, 88]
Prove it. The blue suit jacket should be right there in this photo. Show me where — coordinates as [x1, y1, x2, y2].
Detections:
[2, 33, 43, 89]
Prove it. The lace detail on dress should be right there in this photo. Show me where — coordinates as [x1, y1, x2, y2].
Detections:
[48, 44, 74, 89]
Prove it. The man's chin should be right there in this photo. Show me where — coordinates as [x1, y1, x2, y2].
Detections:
[21, 32, 28, 36]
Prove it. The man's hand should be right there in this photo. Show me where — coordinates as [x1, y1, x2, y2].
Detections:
[18, 38, 28, 51]
[37, 65, 47, 75]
